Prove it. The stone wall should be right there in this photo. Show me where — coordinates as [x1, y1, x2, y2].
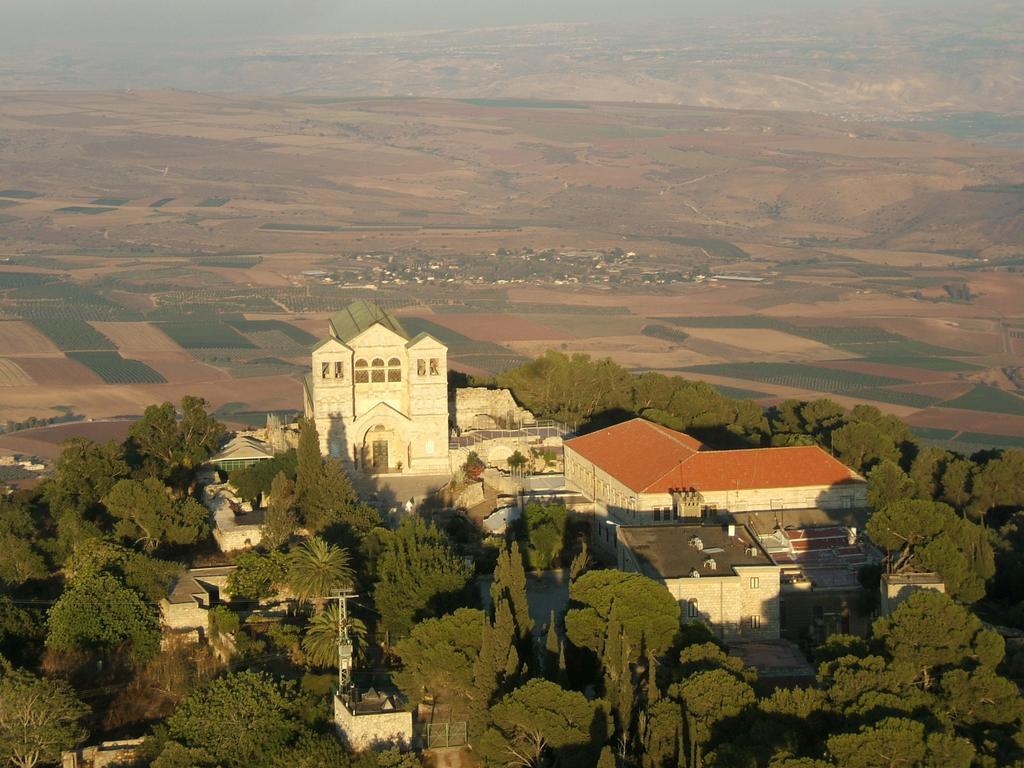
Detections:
[454, 387, 534, 431]
[663, 565, 783, 640]
[880, 573, 945, 616]
[334, 696, 412, 751]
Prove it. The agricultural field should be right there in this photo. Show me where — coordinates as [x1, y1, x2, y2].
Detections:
[89, 322, 183, 354]
[65, 351, 167, 384]
[155, 321, 258, 349]
[0, 358, 33, 386]
[224, 318, 318, 346]
[30, 319, 115, 351]
[0, 90, 1022, 443]
[940, 385, 1024, 417]
[0, 272, 57, 289]
[0, 321, 59, 354]
[682, 362, 909, 393]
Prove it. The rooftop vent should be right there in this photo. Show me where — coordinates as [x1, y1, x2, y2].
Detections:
[745, 545, 758, 557]
[688, 536, 704, 550]
[704, 557, 717, 571]
[690, 568, 701, 578]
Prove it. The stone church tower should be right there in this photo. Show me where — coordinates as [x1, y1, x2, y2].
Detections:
[302, 300, 449, 475]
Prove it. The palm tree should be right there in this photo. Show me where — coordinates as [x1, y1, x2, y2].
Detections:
[302, 603, 368, 668]
[286, 536, 353, 612]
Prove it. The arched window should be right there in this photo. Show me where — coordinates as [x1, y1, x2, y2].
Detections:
[371, 358, 386, 383]
[387, 357, 402, 382]
[354, 358, 369, 383]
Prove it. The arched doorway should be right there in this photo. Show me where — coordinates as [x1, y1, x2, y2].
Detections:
[361, 423, 404, 473]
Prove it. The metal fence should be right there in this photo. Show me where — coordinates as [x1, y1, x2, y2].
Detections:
[449, 419, 573, 451]
[415, 721, 468, 749]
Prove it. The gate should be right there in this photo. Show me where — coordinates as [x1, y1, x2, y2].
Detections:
[416, 721, 468, 749]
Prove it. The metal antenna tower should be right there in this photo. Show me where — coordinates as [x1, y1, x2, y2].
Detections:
[331, 591, 357, 696]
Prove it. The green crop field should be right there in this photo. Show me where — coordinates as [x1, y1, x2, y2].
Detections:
[8, 283, 142, 321]
[854, 355, 983, 372]
[641, 324, 690, 343]
[663, 315, 976, 358]
[954, 432, 1024, 448]
[682, 362, 908, 393]
[56, 206, 116, 214]
[67, 351, 166, 384]
[156, 321, 257, 349]
[91, 197, 130, 206]
[850, 387, 940, 409]
[711, 384, 772, 401]
[192, 255, 262, 268]
[941, 384, 1024, 416]
[0, 190, 40, 199]
[31, 319, 115, 351]
[196, 353, 304, 378]
[197, 197, 230, 207]
[150, 197, 175, 208]
[453, 353, 531, 374]
[650, 237, 750, 261]
[0, 199, 21, 209]
[0, 272, 58, 289]
[260, 222, 344, 232]
[225, 318, 317, 345]
[911, 427, 958, 442]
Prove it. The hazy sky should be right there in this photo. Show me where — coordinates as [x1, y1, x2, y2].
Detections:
[0, 0, 948, 49]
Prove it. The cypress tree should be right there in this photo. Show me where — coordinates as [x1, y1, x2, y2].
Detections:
[543, 609, 560, 680]
[491, 541, 533, 646]
[294, 418, 324, 519]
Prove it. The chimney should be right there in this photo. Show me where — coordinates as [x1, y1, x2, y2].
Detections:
[727, 524, 736, 538]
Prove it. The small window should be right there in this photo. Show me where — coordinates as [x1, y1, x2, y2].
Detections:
[321, 362, 330, 379]
[750, 615, 761, 630]
[417, 359, 427, 376]
[387, 357, 401, 382]
[749, 577, 760, 589]
[354, 359, 369, 383]
[334, 361, 343, 379]
[429, 358, 439, 376]
[688, 599, 699, 618]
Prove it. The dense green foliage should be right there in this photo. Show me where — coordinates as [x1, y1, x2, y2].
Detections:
[371, 518, 474, 639]
[46, 569, 161, 663]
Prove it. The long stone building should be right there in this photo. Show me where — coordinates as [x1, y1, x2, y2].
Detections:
[302, 300, 449, 475]
[564, 418, 868, 640]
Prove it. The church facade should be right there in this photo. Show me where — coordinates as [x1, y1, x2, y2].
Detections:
[302, 300, 449, 475]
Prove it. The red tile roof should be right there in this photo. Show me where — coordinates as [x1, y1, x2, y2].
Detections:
[564, 418, 705, 493]
[566, 419, 863, 494]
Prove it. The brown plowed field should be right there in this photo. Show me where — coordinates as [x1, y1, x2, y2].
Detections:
[134, 352, 230, 385]
[11, 356, 103, 386]
[0, 358, 33, 386]
[814, 359, 958, 384]
[417, 313, 575, 342]
[90, 322, 183, 354]
[0, 320, 60, 354]
[905, 407, 1024, 436]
